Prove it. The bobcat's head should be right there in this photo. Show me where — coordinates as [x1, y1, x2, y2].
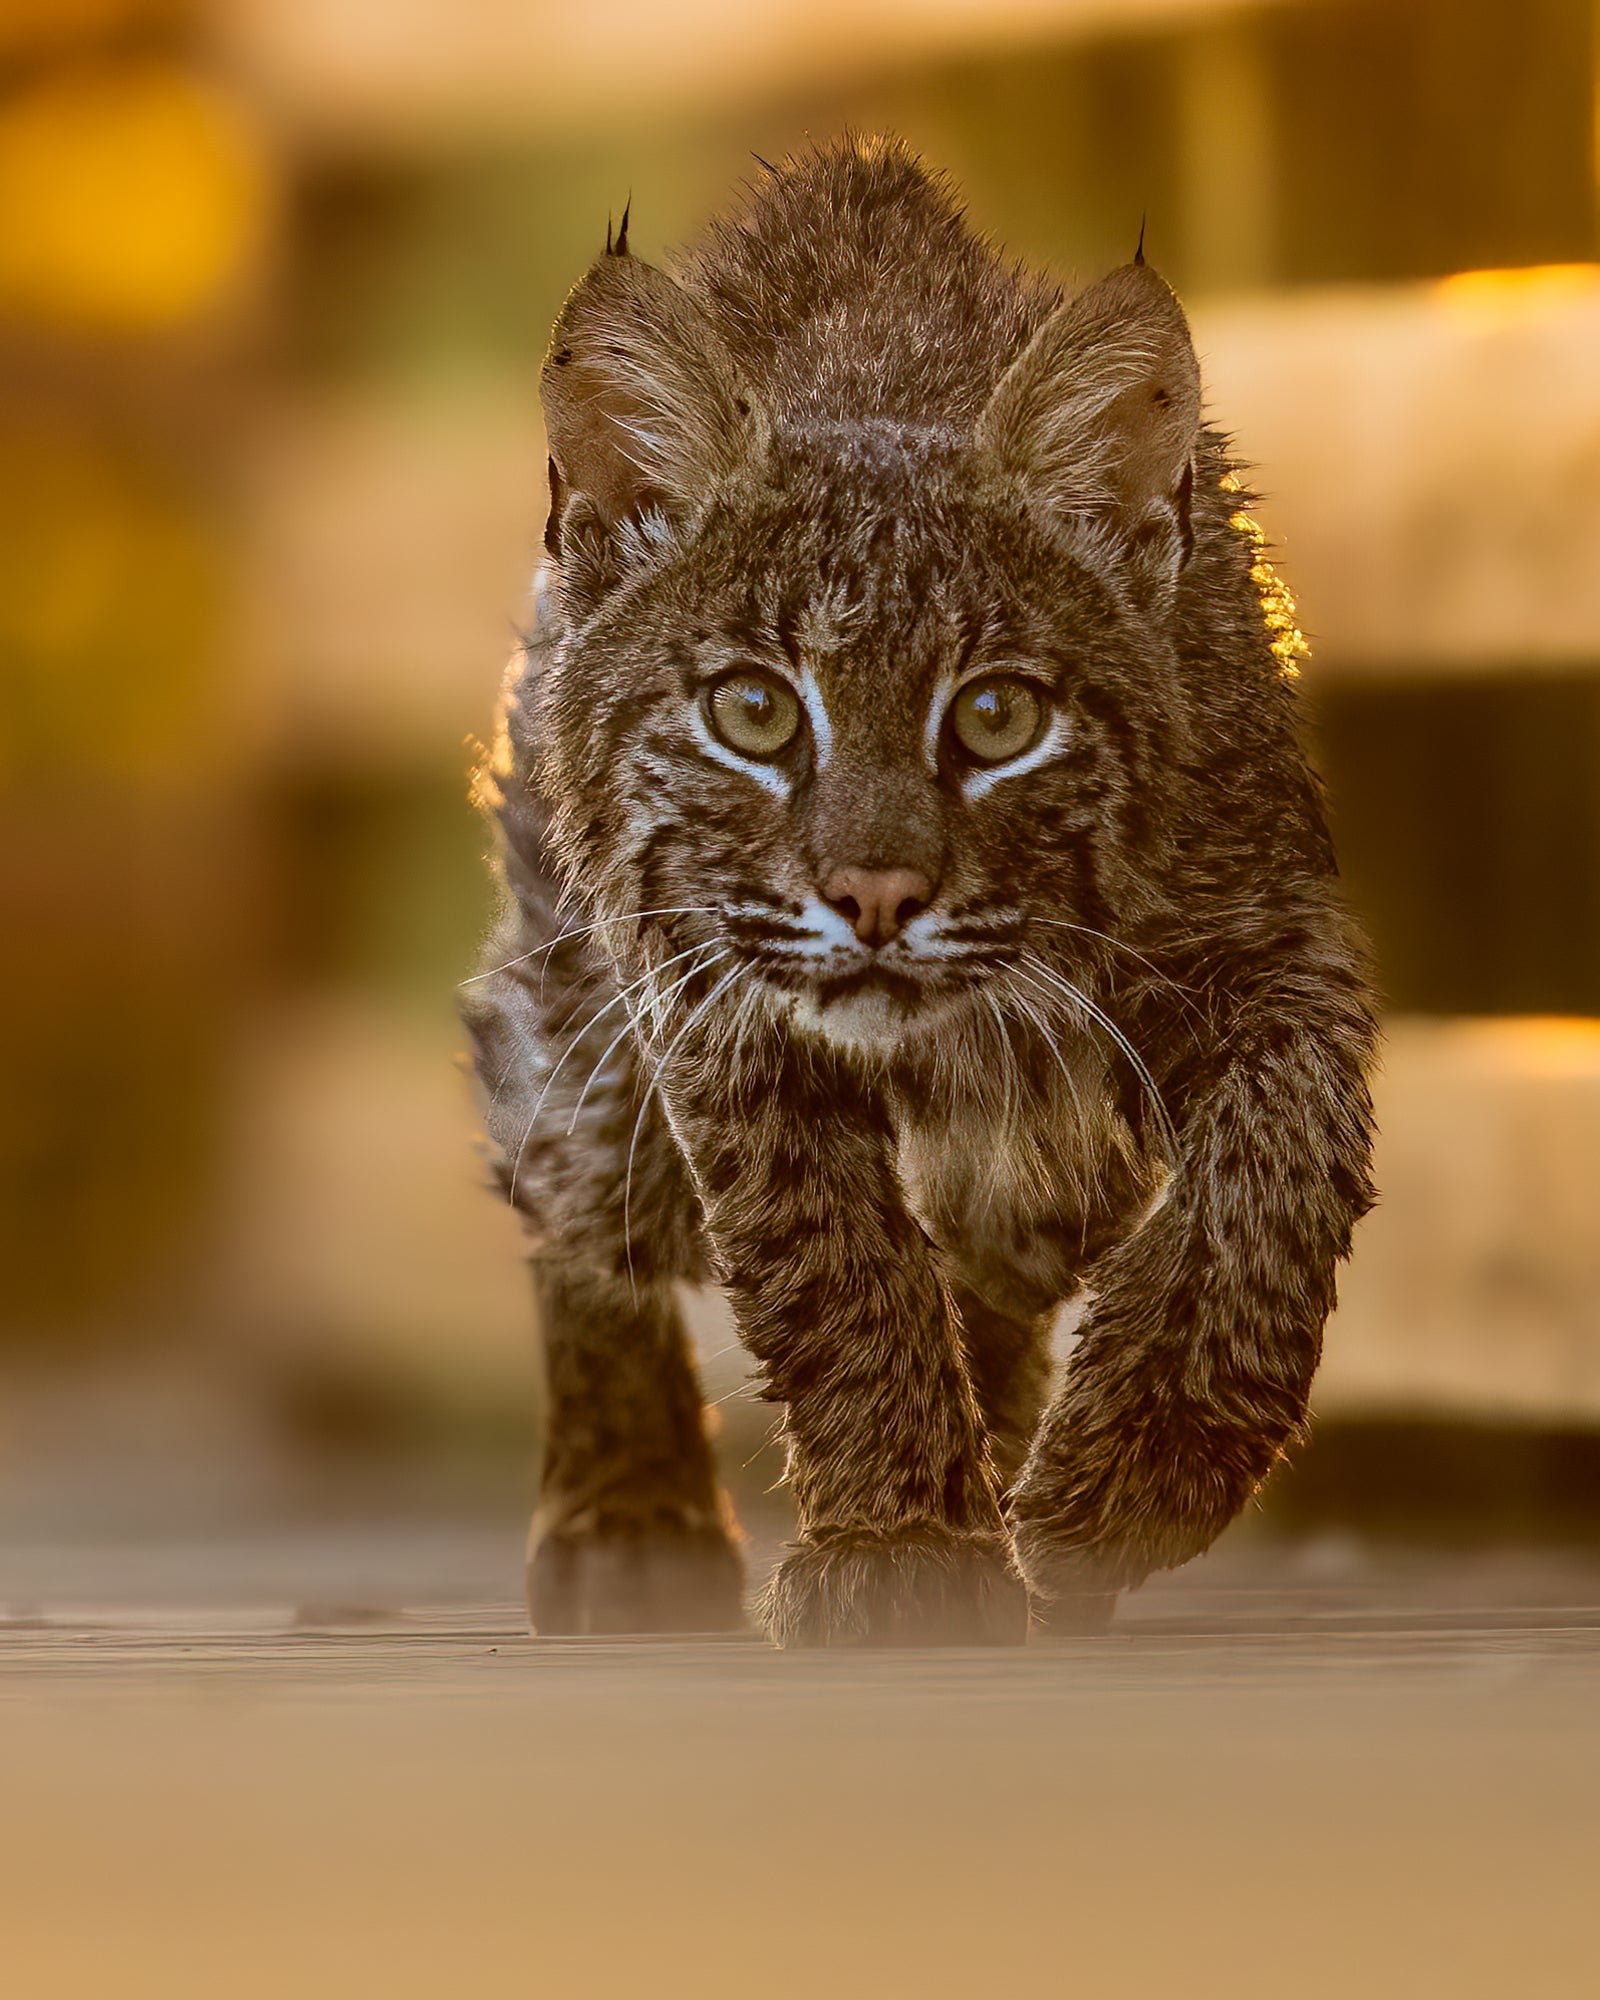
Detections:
[529, 160, 1208, 1057]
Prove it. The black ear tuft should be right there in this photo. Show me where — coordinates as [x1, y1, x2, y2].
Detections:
[614, 196, 632, 258]
[1134, 214, 1147, 267]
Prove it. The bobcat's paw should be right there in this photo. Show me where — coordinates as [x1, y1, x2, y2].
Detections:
[759, 1525, 1029, 1648]
[527, 1513, 746, 1636]
[1007, 1519, 1121, 1637]
[1028, 1588, 1118, 1637]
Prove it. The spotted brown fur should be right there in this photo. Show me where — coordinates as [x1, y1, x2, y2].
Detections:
[463, 138, 1377, 1645]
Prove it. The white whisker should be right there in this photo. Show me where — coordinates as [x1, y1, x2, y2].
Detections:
[980, 993, 1022, 1149]
[1015, 954, 1180, 1166]
[1029, 918, 1207, 1028]
[1006, 987, 1089, 1128]
[564, 947, 728, 1138]
[623, 963, 744, 1302]
[1004, 986, 1109, 1210]
[460, 905, 724, 986]
[507, 942, 721, 1207]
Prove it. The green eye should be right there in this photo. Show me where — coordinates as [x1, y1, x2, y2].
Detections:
[950, 677, 1046, 764]
[706, 670, 801, 760]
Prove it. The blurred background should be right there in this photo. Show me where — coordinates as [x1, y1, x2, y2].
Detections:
[4, 0, 1600, 1581]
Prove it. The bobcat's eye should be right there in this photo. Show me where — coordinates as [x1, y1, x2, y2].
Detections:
[949, 677, 1046, 765]
[706, 670, 801, 760]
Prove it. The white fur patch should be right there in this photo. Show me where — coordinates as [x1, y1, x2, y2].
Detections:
[795, 665, 835, 769]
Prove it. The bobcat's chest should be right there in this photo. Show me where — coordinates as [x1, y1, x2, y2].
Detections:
[891, 1031, 1150, 1314]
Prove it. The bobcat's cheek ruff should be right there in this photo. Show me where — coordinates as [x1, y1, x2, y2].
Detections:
[464, 136, 1378, 1646]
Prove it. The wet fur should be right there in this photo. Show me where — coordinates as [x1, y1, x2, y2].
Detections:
[463, 138, 1378, 1644]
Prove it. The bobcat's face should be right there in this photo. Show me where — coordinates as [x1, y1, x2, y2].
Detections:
[532, 237, 1202, 1057]
[538, 433, 1185, 1053]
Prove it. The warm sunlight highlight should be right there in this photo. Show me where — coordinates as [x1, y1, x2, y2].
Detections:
[1222, 475, 1309, 677]
[1433, 262, 1600, 327]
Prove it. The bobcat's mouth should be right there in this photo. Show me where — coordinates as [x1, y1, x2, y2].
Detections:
[716, 896, 1017, 1048]
[780, 960, 975, 1052]
[812, 965, 926, 1010]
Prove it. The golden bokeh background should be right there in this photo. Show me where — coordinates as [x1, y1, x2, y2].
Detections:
[4, 0, 1600, 1545]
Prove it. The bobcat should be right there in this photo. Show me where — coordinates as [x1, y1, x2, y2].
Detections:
[463, 138, 1377, 1646]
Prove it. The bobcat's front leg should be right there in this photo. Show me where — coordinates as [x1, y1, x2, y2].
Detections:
[668, 1031, 1027, 1647]
[1009, 907, 1378, 1630]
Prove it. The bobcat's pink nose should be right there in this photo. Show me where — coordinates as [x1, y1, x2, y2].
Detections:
[821, 866, 934, 947]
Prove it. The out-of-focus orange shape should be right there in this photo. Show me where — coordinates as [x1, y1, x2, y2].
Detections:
[1467, 1016, 1600, 1079]
[0, 59, 269, 331]
[1434, 262, 1600, 327]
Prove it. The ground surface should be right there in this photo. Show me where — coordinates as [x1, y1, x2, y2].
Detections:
[4, 1514, 1600, 2000]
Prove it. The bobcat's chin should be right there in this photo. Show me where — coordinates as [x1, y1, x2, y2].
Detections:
[784, 971, 967, 1054]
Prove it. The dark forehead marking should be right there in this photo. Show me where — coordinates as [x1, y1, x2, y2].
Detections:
[747, 422, 997, 705]
[801, 572, 961, 735]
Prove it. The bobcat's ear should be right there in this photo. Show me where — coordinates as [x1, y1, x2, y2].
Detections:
[541, 245, 763, 609]
[976, 263, 1201, 613]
